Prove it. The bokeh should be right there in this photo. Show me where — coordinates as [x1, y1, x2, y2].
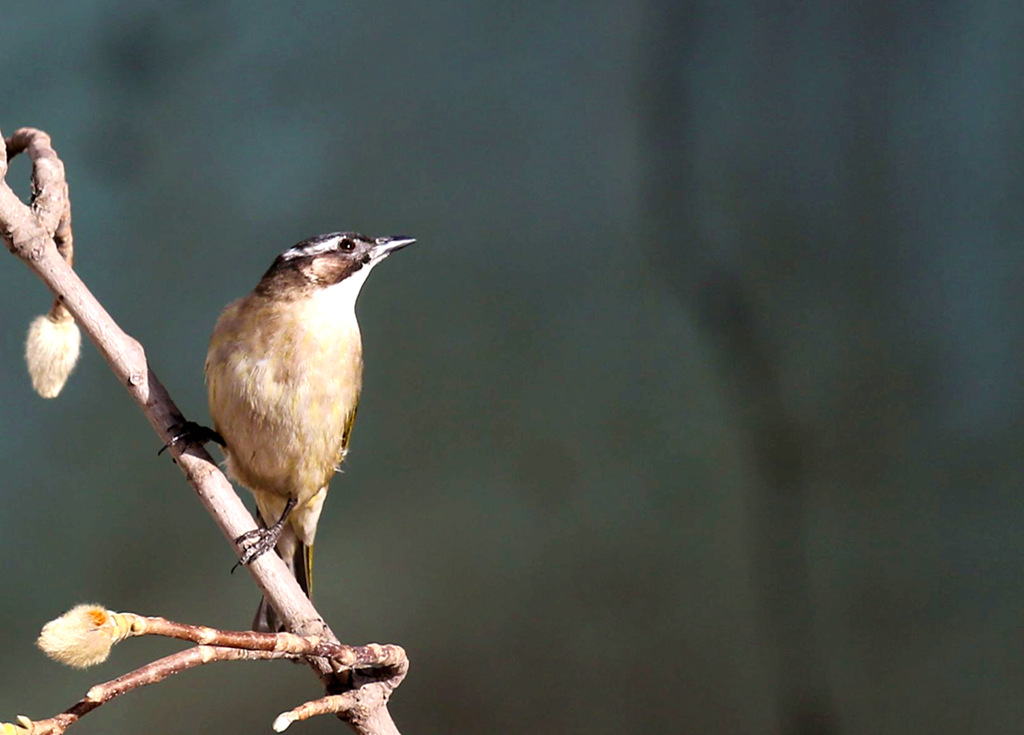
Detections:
[2, 3, 1022, 734]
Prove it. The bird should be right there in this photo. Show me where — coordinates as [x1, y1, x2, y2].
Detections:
[202, 231, 414, 631]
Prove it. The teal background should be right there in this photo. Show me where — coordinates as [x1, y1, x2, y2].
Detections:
[2, 2, 1023, 734]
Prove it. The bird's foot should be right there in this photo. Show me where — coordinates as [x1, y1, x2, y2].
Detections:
[231, 496, 296, 572]
[232, 525, 284, 570]
[159, 421, 226, 456]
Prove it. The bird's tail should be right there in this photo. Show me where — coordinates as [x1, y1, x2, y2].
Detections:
[252, 517, 314, 633]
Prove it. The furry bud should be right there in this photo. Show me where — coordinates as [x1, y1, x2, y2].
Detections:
[25, 311, 81, 398]
[37, 604, 130, 668]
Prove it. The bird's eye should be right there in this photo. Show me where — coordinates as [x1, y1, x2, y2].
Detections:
[339, 238, 355, 252]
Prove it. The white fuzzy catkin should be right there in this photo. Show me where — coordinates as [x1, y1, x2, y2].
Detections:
[25, 312, 81, 398]
[37, 604, 120, 668]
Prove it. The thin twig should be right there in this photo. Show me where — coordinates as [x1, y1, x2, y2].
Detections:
[125, 611, 407, 668]
[16, 647, 293, 735]
[5, 129, 75, 329]
[18, 608, 409, 734]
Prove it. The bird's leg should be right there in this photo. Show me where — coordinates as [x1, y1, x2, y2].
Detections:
[233, 496, 298, 567]
[159, 420, 226, 456]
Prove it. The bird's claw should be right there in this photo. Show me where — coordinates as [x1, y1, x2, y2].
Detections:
[231, 526, 283, 571]
[159, 421, 226, 456]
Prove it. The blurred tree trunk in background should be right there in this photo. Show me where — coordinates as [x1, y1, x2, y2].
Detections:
[639, 3, 930, 733]
[641, 2, 1024, 733]
[641, 4, 834, 732]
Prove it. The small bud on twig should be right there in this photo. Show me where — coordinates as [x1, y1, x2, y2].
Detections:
[36, 605, 132, 669]
[0, 720, 33, 735]
[25, 309, 81, 398]
[272, 711, 297, 732]
[0, 715, 33, 734]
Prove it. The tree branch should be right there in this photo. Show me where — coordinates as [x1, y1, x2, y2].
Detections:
[13, 647, 295, 735]
[0, 127, 406, 734]
[7, 605, 407, 733]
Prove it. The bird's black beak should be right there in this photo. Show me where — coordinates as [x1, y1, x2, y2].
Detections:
[374, 236, 416, 257]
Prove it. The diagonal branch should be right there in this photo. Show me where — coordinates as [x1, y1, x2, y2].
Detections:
[0, 127, 406, 734]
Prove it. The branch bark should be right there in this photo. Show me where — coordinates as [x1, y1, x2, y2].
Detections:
[20, 647, 295, 735]
[0, 127, 406, 734]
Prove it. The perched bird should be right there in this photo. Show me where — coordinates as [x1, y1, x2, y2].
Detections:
[203, 232, 414, 631]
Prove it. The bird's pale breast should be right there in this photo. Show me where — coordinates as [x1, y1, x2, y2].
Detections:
[206, 294, 362, 509]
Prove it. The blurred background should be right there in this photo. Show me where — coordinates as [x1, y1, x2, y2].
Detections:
[2, 2, 1022, 733]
